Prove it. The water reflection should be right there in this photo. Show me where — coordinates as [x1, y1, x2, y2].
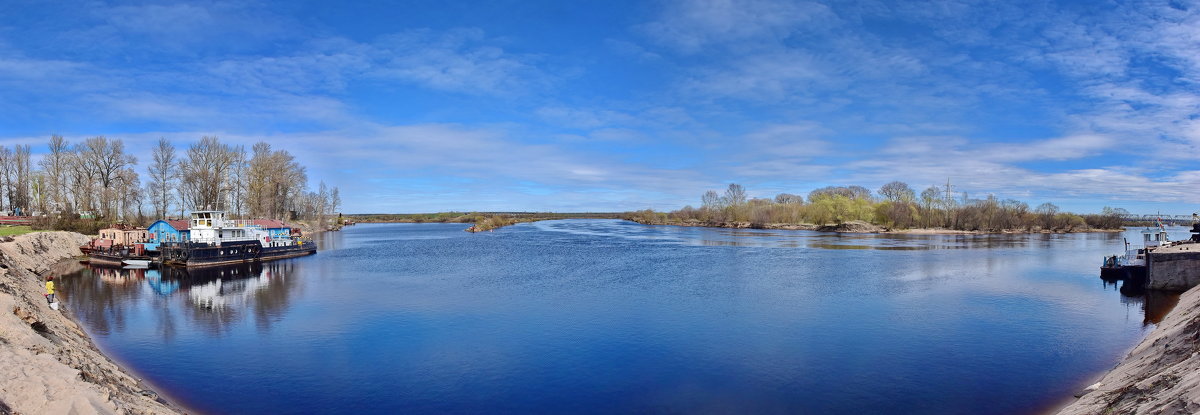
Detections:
[534, 219, 1128, 251]
[808, 243, 931, 250]
[1140, 290, 1181, 325]
[1101, 277, 1181, 326]
[57, 261, 301, 338]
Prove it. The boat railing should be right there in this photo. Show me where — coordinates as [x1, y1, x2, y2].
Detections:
[219, 220, 261, 228]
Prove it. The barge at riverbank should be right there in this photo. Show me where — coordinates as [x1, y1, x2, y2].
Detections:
[159, 211, 315, 267]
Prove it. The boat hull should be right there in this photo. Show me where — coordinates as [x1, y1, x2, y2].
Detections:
[160, 240, 316, 268]
[88, 250, 152, 267]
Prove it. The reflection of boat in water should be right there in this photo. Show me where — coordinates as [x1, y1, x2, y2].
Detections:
[145, 269, 179, 296]
[123, 258, 151, 267]
[157, 262, 279, 309]
[160, 211, 316, 267]
[94, 266, 146, 285]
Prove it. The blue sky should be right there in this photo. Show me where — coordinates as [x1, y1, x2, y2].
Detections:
[2, 0, 1199, 214]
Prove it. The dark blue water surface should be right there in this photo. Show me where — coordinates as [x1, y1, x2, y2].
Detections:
[56, 221, 1183, 414]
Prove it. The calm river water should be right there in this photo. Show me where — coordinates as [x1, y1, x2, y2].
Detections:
[56, 221, 1183, 414]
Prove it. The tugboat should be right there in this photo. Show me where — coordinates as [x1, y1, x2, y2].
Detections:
[159, 211, 316, 267]
[1101, 225, 1169, 284]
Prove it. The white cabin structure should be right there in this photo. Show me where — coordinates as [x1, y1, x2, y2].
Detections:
[188, 211, 269, 245]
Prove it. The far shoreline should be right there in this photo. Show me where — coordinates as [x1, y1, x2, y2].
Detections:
[352, 218, 1129, 235]
[625, 218, 1125, 235]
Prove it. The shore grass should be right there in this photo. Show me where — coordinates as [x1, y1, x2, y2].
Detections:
[0, 225, 36, 237]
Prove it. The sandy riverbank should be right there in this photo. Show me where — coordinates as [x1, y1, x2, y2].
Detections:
[1055, 284, 1200, 414]
[0, 231, 180, 414]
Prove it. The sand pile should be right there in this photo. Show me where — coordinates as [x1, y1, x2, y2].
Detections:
[0, 231, 178, 414]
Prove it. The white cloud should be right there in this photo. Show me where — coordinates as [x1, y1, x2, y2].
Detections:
[639, 0, 833, 53]
[369, 28, 544, 95]
[0, 24, 547, 130]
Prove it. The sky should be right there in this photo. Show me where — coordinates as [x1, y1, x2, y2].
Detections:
[1, 0, 1199, 214]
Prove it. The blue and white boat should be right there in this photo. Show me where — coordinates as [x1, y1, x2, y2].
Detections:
[159, 211, 316, 267]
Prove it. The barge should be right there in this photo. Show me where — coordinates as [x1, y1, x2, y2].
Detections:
[1100, 226, 1169, 287]
[87, 246, 152, 267]
[159, 211, 316, 267]
[84, 223, 154, 265]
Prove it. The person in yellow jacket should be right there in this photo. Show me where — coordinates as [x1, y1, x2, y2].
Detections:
[45, 276, 55, 303]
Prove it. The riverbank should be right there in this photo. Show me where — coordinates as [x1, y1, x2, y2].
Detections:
[1055, 284, 1200, 414]
[626, 218, 1122, 234]
[0, 231, 179, 414]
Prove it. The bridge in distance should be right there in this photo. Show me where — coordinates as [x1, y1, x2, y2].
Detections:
[1119, 214, 1197, 225]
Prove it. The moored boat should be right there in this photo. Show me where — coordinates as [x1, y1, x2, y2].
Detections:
[88, 244, 152, 267]
[1100, 226, 1168, 284]
[159, 211, 316, 267]
[85, 223, 153, 266]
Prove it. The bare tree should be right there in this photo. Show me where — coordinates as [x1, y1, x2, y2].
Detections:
[30, 172, 45, 214]
[228, 145, 247, 218]
[65, 149, 94, 214]
[79, 136, 136, 218]
[0, 146, 11, 213]
[12, 145, 31, 215]
[774, 193, 804, 204]
[701, 190, 722, 209]
[330, 186, 340, 216]
[178, 136, 236, 211]
[147, 138, 177, 218]
[879, 181, 915, 203]
[919, 186, 941, 227]
[1035, 202, 1060, 229]
[316, 181, 330, 228]
[247, 142, 307, 219]
[724, 183, 747, 206]
[39, 135, 70, 213]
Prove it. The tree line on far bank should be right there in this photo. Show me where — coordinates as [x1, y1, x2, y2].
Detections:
[626, 182, 1129, 231]
[2, 135, 341, 233]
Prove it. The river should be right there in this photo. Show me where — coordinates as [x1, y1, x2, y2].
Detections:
[54, 220, 1183, 414]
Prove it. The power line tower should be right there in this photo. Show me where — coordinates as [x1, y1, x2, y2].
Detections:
[943, 178, 955, 207]
[942, 178, 958, 228]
